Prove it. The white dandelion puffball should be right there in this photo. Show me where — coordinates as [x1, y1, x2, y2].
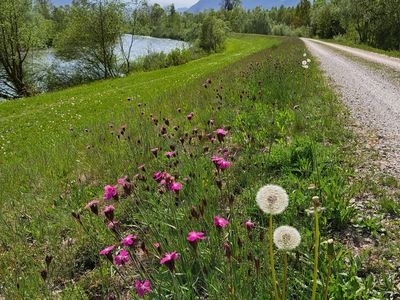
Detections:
[302, 60, 308, 66]
[273, 225, 301, 250]
[307, 58, 311, 63]
[256, 185, 289, 215]
[303, 53, 307, 57]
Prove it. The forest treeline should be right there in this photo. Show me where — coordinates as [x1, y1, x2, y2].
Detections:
[1, 0, 399, 98]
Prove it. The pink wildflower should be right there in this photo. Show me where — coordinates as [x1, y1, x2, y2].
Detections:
[214, 216, 229, 228]
[169, 182, 183, 192]
[211, 156, 231, 170]
[102, 205, 115, 221]
[165, 151, 176, 158]
[107, 220, 119, 229]
[153, 171, 162, 182]
[103, 185, 118, 200]
[245, 220, 255, 230]
[187, 231, 205, 242]
[84, 200, 99, 215]
[187, 231, 205, 249]
[99, 245, 115, 261]
[99, 245, 115, 255]
[187, 112, 194, 120]
[215, 128, 228, 142]
[160, 251, 179, 271]
[117, 176, 128, 186]
[122, 234, 137, 247]
[135, 280, 151, 298]
[219, 160, 231, 170]
[114, 250, 129, 266]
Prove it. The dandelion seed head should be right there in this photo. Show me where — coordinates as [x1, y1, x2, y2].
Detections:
[256, 185, 288, 215]
[273, 225, 301, 250]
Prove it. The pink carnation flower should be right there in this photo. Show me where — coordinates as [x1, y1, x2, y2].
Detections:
[117, 176, 128, 186]
[153, 171, 162, 182]
[169, 182, 183, 192]
[165, 151, 176, 158]
[187, 231, 205, 242]
[187, 231, 205, 249]
[160, 251, 179, 271]
[211, 156, 231, 170]
[99, 245, 115, 255]
[102, 205, 115, 221]
[107, 220, 119, 229]
[84, 200, 99, 215]
[135, 280, 152, 298]
[122, 234, 137, 247]
[214, 216, 229, 228]
[215, 128, 228, 142]
[245, 220, 255, 230]
[114, 250, 129, 266]
[103, 185, 118, 200]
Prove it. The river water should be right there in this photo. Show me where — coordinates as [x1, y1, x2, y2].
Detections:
[0, 35, 188, 98]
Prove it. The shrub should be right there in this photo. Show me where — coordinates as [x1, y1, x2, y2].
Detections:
[199, 15, 227, 52]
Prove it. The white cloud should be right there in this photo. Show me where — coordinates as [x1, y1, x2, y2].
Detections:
[148, 0, 198, 8]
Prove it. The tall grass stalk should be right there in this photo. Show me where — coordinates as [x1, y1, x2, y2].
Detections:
[269, 214, 279, 300]
[311, 197, 320, 300]
[281, 252, 288, 300]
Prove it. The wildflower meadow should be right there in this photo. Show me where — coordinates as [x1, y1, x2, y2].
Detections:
[0, 36, 396, 299]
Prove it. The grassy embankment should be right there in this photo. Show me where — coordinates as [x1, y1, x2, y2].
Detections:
[0, 34, 394, 298]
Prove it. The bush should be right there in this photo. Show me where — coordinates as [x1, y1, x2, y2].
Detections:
[199, 15, 227, 52]
[166, 48, 191, 66]
[271, 24, 293, 36]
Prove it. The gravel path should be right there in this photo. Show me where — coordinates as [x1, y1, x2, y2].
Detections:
[305, 39, 400, 71]
[302, 38, 400, 177]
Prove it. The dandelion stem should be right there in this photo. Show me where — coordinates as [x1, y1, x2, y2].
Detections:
[269, 214, 279, 300]
[311, 208, 320, 300]
[281, 252, 288, 300]
[323, 259, 333, 300]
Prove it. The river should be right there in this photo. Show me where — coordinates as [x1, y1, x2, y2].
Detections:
[0, 35, 188, 98]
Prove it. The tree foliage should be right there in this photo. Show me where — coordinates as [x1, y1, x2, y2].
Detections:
[54, 0, 124, 79]
[0, 0, 47, 97]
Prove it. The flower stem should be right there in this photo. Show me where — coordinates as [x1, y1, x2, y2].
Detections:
[269, 214, 279, 300]
[323, 259, 333, 300]
[281, 252, 288, 300]
[311, 209, 320, 300]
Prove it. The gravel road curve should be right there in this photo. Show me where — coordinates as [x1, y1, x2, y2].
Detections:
[302, 38, 400, 177]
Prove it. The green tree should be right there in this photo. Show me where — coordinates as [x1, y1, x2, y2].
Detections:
[55, 0, 124, 79]
[199, 15, 227, 52]
[0, 0, 46, 97]
[221, 0, 241, 11]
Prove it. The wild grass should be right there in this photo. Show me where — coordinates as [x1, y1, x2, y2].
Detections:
[0, 34, 393, 299]
[320, 38, 400, 58]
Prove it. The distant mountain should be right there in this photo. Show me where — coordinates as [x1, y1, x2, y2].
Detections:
[176, 7, 189, 13]
[187, 0, 299, 13]
[52, 0, 72, 6]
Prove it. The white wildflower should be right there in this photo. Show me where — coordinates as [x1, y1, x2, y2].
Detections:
[256, 185, 289, 215]
[273, 225, 301, 250]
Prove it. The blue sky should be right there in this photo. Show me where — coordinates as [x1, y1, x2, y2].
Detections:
[149, 0, 199, 8]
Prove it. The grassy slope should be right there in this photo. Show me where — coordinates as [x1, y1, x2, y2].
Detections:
[0, 34, 280, 296]
[0, 34, 393, 299]
[320, 38, 400, 58]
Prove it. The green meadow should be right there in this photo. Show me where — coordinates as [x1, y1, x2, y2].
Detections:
[0, 34, 393, 298]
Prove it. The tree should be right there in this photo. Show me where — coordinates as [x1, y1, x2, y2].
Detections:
[199, 15, 227, 52]
[294, 0, 311, 27]
[55, 0, 124, 79]
[221, 0, 241, 11]
[0, 0, 46, 97]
